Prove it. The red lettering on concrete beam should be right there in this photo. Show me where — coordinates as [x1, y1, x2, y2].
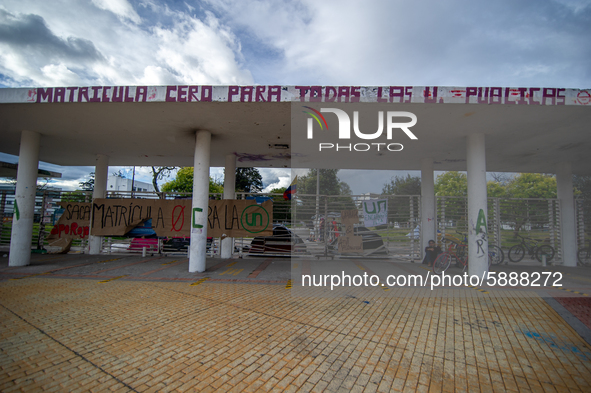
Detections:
[188, 86, 199, 102]
[228, 86, 239, 102]
[255, 86, 266, 102]
[37, 87, 53, 102]
[90, 86, 102, 102]
[324, 87, 336, 102]
[310, 86, 322, 102]
[178, 86, 188, 102]
[267, 86, 281, 102]
[166, 86, 177, 102]
[201, 86, 212, 101]
[136, 86, 148, 102]
[240, 86, 253, 102]
[295, 86, 310, 101]
[337, 86, 350, 102]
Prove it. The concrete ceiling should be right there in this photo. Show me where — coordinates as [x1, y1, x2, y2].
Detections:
[0, 161, 61, 178]
[0, 85, 590, 174]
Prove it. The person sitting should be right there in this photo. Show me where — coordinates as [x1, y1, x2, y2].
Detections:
[422, 240, 441, 266]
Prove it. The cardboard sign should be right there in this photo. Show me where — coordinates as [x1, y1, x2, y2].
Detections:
[49, 199, 273, 240]
[338, 209, 363, 253]
[48, 202, 91, 240]
[91, 198, 273, 237]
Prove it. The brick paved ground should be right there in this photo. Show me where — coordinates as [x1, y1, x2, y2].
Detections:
[555, 297, 591, 330]
[1, 255, 591, 392]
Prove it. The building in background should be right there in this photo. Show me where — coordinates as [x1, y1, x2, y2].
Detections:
[107, 176, 155, 193]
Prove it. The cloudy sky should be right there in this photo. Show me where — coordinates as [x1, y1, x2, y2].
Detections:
[0, 0, 589, 193]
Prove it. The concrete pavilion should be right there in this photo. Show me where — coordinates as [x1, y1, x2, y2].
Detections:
[1, 85, 590, 275]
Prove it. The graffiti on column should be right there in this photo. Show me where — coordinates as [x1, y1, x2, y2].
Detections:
[14, 200, 19, 221]
[192, 207, 203, 233]
[473, 208, 488, 257]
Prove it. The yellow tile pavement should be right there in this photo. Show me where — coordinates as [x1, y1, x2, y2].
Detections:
[0, 278, 590, 392]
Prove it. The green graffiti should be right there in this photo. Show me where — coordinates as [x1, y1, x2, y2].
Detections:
[240, 205, 270, 234]
[364, 202, 376, 214]
[246, 212, 263, 227]
[192, 207, 203, 229]
[475, 208, 487, 234]
[14, 200, 19, 221]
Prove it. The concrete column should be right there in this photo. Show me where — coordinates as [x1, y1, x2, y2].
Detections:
[221, 154, 236, 258]
[89, 154, 109, 254]
[557, 162, 576, 266]
[421, 158, 436, 256]
[466, 133, 489, 276]
[189, 130, 211, 272]
[9, 131, 41, 267]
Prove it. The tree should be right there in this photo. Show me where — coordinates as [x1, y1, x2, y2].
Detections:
[150, 166, 177, 199]
[268, 187, 289, 221]
[339, 182, 352, 196]
[574, 175, 591, 235]
[79, 172, 95, 191]
[298, 169, 343, 195]
[487, 181, 507, 197]
[61, 191, 90, 203]
[382, 175, 421, 195]
[435, 172, 468, 196]
[161, 167, 224, 194]
[381, 175, 421, 225]
[434, 171, 508, 197]
[503, 173, 557, 235]
[235, 168, 263, 193]
[505, 173, 556, 199]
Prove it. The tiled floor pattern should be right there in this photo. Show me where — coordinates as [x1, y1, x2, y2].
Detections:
[1, 278, 590, 392]
[555, 297, 591, 330]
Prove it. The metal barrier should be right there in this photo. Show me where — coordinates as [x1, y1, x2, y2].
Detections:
[437, 196, 563, 263]
[0, 188, 582, 263]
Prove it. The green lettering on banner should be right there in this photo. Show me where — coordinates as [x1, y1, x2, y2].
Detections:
[246, 212, 263, 226]
[475, 208, 487, 234]
[240, 205, 270, 234]
[192, 207, 203, 229]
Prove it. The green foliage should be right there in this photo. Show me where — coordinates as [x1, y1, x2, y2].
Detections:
[574, 175, 591, 235]
[150, 166, 177, 198]
[60, 191, 90, 203]
[433, 172, 557, 199]
[487, 181, 506, 197]
[435, 172, 467, 196]
[267, 187, 289, 221]
[505, 173, 557, 198]
[79, 172, 95, 191]
[298, 169, 344, 195]
[382, 175, 421, 195]
[268, 187, 287, 194]
[235, 168, 263, 193]
[161, 167, 224, 194]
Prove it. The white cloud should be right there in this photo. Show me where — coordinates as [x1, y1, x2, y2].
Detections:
[90, 0, 141, 24]
[0, 1, 252, 86]
[40, 63, 81, 85]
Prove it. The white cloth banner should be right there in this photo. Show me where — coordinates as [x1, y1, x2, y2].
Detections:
[362, 199, 388, 227]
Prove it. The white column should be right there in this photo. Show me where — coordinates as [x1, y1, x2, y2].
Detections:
[89, 154, 109, 254]
[9, 131, 41, 267]
[557, 162, 576, 266]
[421, 158, 436, 256]
[221, 154, 236, 258]
[466, 133, 489, 276]
[189, 131, 211, 272]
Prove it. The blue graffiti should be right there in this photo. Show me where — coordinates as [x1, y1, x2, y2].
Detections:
[520, 329, 591, 360]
